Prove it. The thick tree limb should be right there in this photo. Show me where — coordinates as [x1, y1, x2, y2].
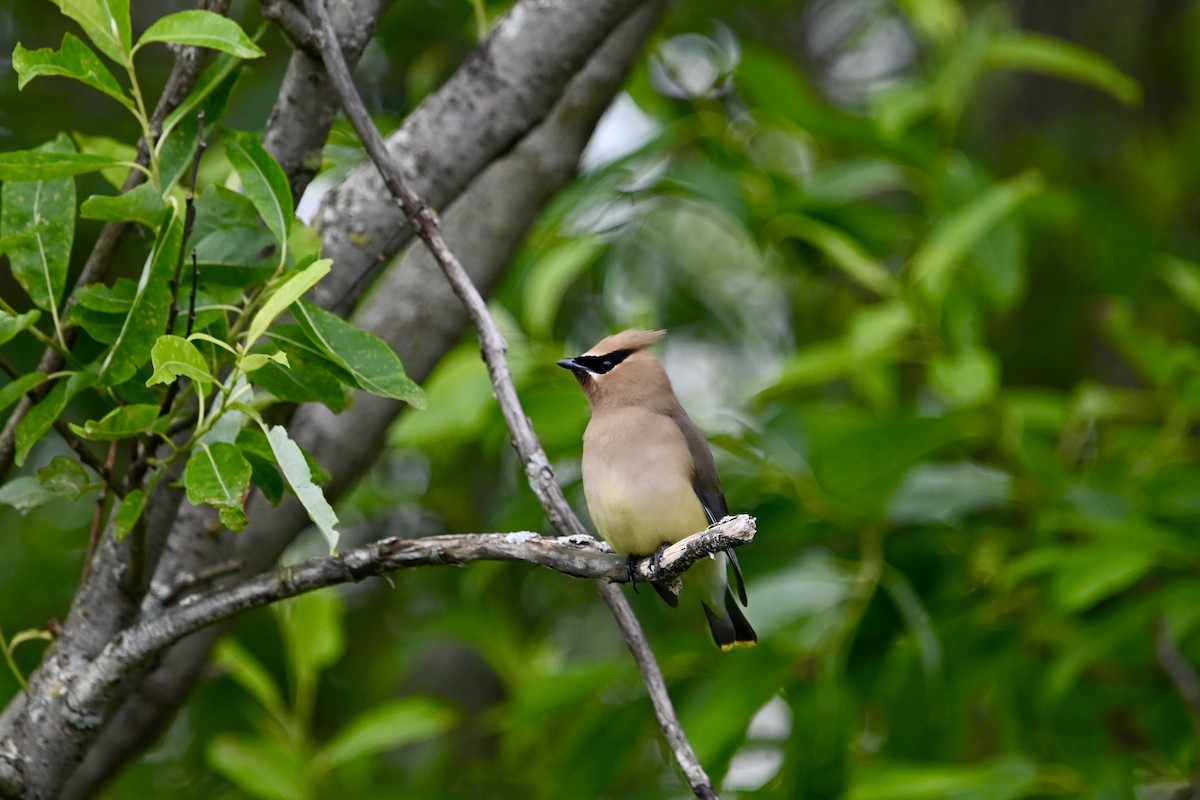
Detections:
[306, 2, 722, 798]
[310, 0, 646, 315]
[67, 516, 755, 722]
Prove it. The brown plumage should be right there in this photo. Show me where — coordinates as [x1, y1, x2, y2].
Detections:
[558, 328, 756, 650]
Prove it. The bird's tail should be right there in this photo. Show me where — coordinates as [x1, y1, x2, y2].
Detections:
[702, 587, 757, 651]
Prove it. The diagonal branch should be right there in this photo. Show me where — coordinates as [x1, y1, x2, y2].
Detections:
[67, 517, 756, 721]
[304, 1, 722, 798]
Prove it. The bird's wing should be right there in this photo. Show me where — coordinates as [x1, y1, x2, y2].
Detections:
[668, 409, 748, 606]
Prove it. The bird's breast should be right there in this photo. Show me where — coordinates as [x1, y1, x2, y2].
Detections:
[581, 409, 709, 556]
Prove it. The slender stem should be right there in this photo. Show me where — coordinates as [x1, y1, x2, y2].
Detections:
[304, 2, 719, 796]
[0, 626, 28, 693]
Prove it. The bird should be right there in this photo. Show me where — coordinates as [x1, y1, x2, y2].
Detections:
[557, 328, 756, 650]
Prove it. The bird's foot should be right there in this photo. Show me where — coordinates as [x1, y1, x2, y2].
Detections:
[626, 554, 641, 594]
[650, 542, 670, 578]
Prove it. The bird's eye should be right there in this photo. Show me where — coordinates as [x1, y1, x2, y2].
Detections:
[602, 359, 613, 368]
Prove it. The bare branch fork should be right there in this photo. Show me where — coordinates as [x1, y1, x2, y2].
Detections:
[305, 1, 725, 796]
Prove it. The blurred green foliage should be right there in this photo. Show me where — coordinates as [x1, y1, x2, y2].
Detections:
[4, 0, 1200, 798]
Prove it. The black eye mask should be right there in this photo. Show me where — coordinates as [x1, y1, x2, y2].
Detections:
[571, 348, 634, 375]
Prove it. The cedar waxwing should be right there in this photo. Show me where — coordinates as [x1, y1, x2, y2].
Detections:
[558, 328, 756, 650]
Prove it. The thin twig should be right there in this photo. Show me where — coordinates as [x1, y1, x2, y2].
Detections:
[304, 2, 721, 796]
[81, 442, 121, 584]
[67, 519, 754, 722]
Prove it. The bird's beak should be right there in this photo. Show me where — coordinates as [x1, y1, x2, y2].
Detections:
[557, 357, 584, 373]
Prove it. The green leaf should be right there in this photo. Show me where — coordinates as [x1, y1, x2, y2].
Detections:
[314, 699, 455, 775]
[12, 33, 135, 112]
[49, 0, 132, 65]
[850, 755, 1042, 800]
[137, 10, 264, 59]
[887, 462, 1012, 525]
[221, 130, 293, 262]
[522, 238, 603, 338]
[14, 371, 97, 467]
[100, 202, 184, 386]
[984, 32, 1141, 106]
[248, 344, 350, 413]
[37, 455, 93, 500]
[244, 259, 331, 346]
[278, 589, 344, 687]
[0, 373, 47, 416]
[293, 301, 426, 407]
[770, 214, 896, 296]
[236, 428, 285, 505]
[0, 309, 40, 347]
[72, 278, 136, 313]
[80, 183, 166, 226]
[146, 335, 214, 387]
[263, 424, 338, 551]
[69, 403, 161, 441]
[930, 347, 999, 408]
[207, 735, 306, 800]
[238, 351, 288, 373]
[909, 171, 1044, 308]
[160, 51, 243, 144]
[0, 477, 58, 513]
[189, 185, 277, 286]
[808, 413, 977, 517]
[0, 134, 77, 312]
[212, 639, 285, 717]
[113, 488, 146, 540]
[1052, 544, 1156, 613]
[0, 149, 119, 181]
[70, 130, 136, 188]
[184, 442, 252, 531]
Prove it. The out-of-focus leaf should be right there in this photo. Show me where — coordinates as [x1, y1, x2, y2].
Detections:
[13, 33, 134, 112]
[930, 347, 999, 408]
[849, 755, 1043, 800]
[1160, 255, 1200, 314]
[522, 237, 603, 337]
[207, 735, 305, 800]
[36, 456, 92, 500]
[0, 477, 58, 513]
[888, 462, 1011, 525]
[0, 134, 76, 313]
[212, 639, 285, 718]
[909, 172, 1044, 307]
[984, 32, 1141, 106]
[314, 698, 455, 774]
[293, 301, 425, 407]
[136, 11, 264, 59]
[278, 589, 343, 705]
[808, 413, 976, 515]
[1052, 545, 1155, 613]
[770, 214, 896, 296]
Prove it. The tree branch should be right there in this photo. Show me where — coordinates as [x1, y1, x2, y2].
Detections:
[67, 517, 755, 721]
[305, 2, 722, 797]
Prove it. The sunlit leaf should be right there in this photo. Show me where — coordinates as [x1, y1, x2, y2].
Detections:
[221, 130, 293, 263]
[49, 0, 131, 64]
[146, 335, 214, 387]
[137, 11, 264, 59]
[80, 183, 166, 226]
[244, 259, 331, 346]
[69, 403, 161, 441]
[12, 33, 134, 112]
[0, 310, 41, 348]
[263, 424, 338, 551]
